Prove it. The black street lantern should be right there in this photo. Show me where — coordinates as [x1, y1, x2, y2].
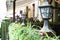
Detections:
[39, 0, 54, 32]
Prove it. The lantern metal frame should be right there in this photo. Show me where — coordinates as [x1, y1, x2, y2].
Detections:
[39, 0, 54, 32]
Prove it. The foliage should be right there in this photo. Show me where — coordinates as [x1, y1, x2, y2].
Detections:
[1, 18, 11, 32]
[9, 22, 41, 40]
[9, 22, 60, 40]
[1, 18, 12, 40]
[0, 28, 1, 38]
[18, 27, 40, 40]
[43, 36, 60, 40]
[9, 23, 20, 40]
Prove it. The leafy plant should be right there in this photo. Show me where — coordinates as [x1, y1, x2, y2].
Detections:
[1, 18, 11, 40]
[18, 27, 41, 40]
[9, 23, 21, 40]
[43, 36, 60, 40]
[9, 22, 41, 40]
[9, 22, 60, 40]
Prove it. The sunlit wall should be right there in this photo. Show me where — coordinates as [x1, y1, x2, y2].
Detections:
[0, 0, 7, 28]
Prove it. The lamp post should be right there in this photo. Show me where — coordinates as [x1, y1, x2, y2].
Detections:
[21, 12, 26, 26]
[7, 0, 16, 22]
[39, 0, 54, 33]
[12, 0, 16, 22]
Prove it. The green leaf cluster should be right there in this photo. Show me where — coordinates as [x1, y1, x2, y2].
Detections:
[9, 22, 41, 40]
[9, 22, 60, 40]
[1, 19, 11, 40]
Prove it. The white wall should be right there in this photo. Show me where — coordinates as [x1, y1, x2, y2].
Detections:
[33, 0, 42, 21]
[0, 0, 7, 28]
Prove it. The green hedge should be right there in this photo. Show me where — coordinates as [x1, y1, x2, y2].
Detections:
[1, 19, 11, 40]
[0, 28, 1, 38]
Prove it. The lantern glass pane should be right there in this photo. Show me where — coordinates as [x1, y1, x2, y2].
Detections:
[40, 7, 53, 18]
[40, 8, 50, 14]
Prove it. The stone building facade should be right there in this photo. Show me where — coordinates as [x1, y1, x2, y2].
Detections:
[7, 0, 42, 21]
[6, 0, 60, 22]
